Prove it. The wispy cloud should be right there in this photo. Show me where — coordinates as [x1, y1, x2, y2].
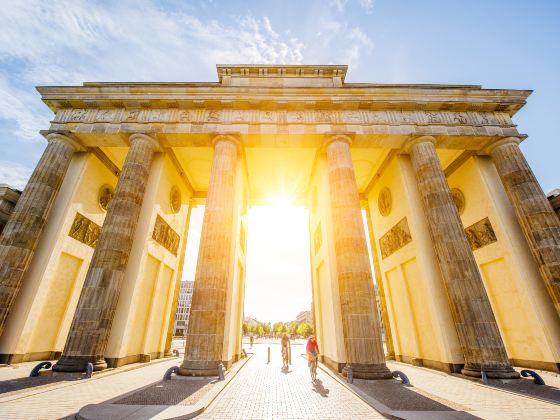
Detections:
[0, 0, 307, 185]
[0, 161, 33, 189]
[358, 0, 375, 14]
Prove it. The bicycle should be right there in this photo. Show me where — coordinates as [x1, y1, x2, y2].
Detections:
[308, 352, 318, 382]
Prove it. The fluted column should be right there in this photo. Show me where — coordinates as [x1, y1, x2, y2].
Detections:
[180, 135, 239, 376]
[487, 137, 560, 317]
[53, 133, 159, 372]
[407, 136, 518, 378]
[325, 135, 392, 379]
[0, 133, 81, 336]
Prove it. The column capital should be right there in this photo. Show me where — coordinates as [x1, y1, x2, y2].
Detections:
[323, 133, 353, 149]
[402, 135, 436, 154]
[212, 134, 242, 152]
[129, 133, 162, 152]
[46, 133, 85, 152]
[482, 137, 521, 156]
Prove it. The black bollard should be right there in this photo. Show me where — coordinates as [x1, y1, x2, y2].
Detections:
[30, 361, 52, 377]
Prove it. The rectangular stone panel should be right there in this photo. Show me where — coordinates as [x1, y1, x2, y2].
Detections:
[464, 217, 497, 251]
[152, 214, 180, 255]
[379, 217, 412, 259]
[68, 212, 101, 248]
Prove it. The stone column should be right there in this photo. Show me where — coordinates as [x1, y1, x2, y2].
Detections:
[0, 133, 81, 336]
[407, 136, 518, 378]
[53, 133, 159, 372]
[179, 135, 239, 376]
[486, 137, 560, 318]
[325, 134, 392, 379]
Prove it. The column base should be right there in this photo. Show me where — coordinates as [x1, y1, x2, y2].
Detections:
[52, 356, 107, 373]
[461, 363, 520, 379]
[343, 362, 393, 380]
[178, 359, 222, 377]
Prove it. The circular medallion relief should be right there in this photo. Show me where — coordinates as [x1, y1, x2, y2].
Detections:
[451, 188, 465, 215]
[98, 184, 114, 212]
[170, 185, 181, 214]
[378, 187, 392, 217]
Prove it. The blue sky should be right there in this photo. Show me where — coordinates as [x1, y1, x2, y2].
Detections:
[0, 0, 558, 191]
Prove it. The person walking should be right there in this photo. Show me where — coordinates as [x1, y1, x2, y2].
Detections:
[281, 332, 291, 369]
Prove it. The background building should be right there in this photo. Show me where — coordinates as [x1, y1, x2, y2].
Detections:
[547, 189, 560, 219]
[295, 310, 313, 325]
[0, 185, 21, 235]
[173, 281, 194, 336]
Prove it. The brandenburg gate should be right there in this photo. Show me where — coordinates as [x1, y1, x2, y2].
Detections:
[0, 65, 558, 379]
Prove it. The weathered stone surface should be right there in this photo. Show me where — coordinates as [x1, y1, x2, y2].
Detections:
[180, 135, 239, 376]
[0, 133, 79, 335]
[325, 135, 392, 379]
[488, 138, 560, 318]
[53, 133, 158, 372]
[407, 136, 518, 379]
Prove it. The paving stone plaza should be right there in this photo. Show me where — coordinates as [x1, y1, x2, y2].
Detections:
[0, 64, 559, 418]
[0, 340, 558, 418]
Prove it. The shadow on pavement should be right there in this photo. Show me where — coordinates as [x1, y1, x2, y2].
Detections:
[0, 375, 76, 395]
[486, 379, 560, 405]
[312, 378, 330, 398]
[354, 381, 468, 412]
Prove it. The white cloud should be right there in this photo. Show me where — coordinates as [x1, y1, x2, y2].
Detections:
[330, 0, 349, 12]
[0, 161, 33, 189]
[0, 1, 305, 142]
[343, 27, 374, 68]
[358, 0, 374, 14]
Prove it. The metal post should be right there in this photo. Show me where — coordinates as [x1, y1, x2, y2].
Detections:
[267, 346, 270, 364]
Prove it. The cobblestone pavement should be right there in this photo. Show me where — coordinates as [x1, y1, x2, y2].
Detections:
[0, 356, 180, 419]
[386, 361, 560, 419]
[199, 342, 384, 419]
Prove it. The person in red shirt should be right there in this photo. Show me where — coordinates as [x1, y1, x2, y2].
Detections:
[306, 335, 319, 366]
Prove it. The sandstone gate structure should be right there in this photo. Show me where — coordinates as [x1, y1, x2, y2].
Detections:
[0, 65, 558, 378]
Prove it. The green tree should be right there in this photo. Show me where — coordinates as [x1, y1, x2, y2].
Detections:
[263, 322, 271, 334]
[256, 324, 264, 337]
[297, 323, 314, 337]
[289, 322, 299, 335]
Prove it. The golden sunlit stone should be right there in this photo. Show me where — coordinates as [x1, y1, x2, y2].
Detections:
[0, 64, 558, 378]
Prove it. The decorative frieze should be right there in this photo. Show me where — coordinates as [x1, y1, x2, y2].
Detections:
[54, 108, 513, 127]
[68, 212, 101, 248]
[379, 217, 412, 259]
[464, 217, 497, 251]
[152, 214, 180, 255]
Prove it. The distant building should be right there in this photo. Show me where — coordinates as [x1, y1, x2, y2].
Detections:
[548, 189, 560, 219]
[0, 185, 21, 235]
[173, 281, 194, 336]
[295, 310, 313, 325]
[243, 316, 259, 326]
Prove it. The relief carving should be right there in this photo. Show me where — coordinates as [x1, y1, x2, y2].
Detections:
[177, 110, 192, 122]
[379, 217, 412, 259]
[98, 184, 114, 211]
[207, 110, 220, 121]
[70, 109, 87, 121]
[464, 217, 497, 251]
[69, 213, 101, 248]
[152, 214, 180, 255]
[424, 111, 442, 124]
[378, 187, 392, 217]
[125, 110, 140, 121]
[451, 188, 465, 215]
[170, 185, 181, 214]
